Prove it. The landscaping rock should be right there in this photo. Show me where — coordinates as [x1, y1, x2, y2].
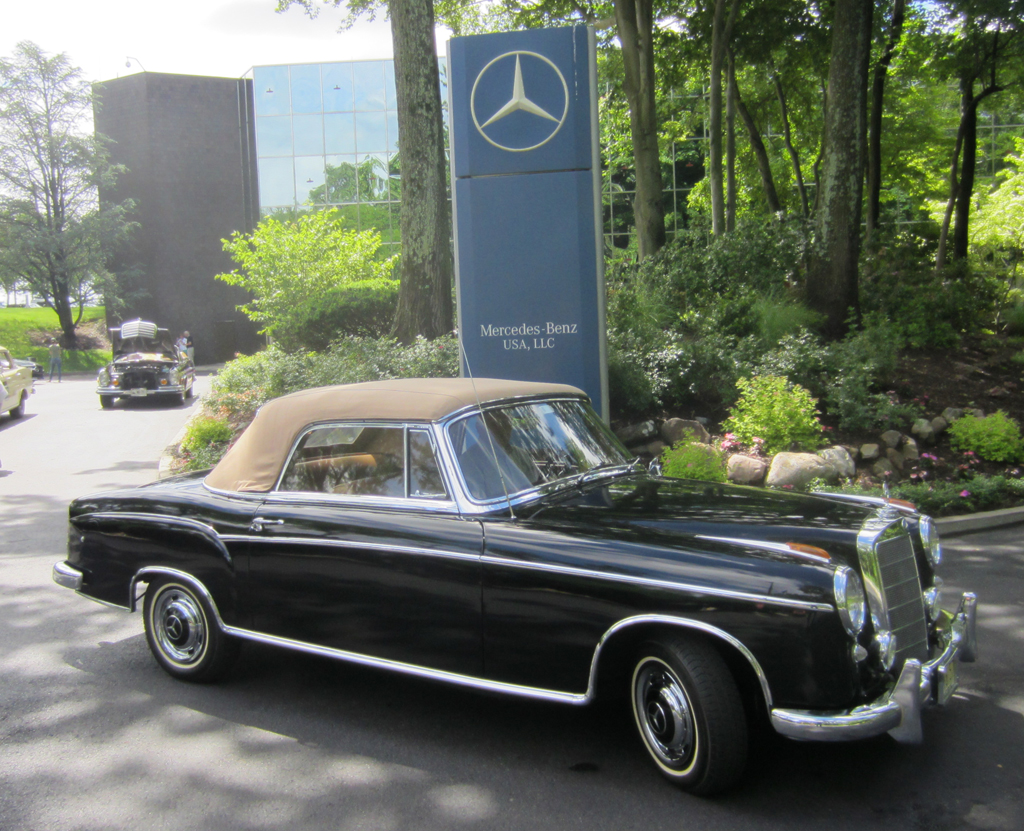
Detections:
[966, 408, 986, 419]
[911, 418, 935, 444]
[886, 447, 905, 472]
[766, 452, 838, 489]
[616, 420, 658, 446]
[728, 455, 767, 485]
[881, 430, 903, 449]
[903, 437, 919, 462]
[860, 443, 880, 461]
[661, 418, 711, 446]
[872, 457, 897, 479]
[818, 446, 856, 478]
[646, 440, 666, 458]
[930, 416, 948, 436]
[941, 407, 964, 423]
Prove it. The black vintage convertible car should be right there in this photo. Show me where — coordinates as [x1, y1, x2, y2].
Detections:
[53, 378, 977, 794]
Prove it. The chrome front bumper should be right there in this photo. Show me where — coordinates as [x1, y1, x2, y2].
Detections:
[771, 592, 978, 744]
[97, 384, 186, 397]
[53, 561, 84, 591]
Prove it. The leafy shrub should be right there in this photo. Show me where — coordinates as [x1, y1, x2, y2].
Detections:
[948, 411, 1024, 462]
[723, 375, 823, 455]
[274, 278, 400, 350]
[181, 415, 234, 453]
[817, 474, 1024, 517]
[661, 441, 728, 483]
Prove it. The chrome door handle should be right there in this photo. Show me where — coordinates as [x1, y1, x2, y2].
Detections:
[250, 517, 284, 533]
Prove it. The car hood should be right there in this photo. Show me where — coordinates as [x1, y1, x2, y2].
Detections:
[111, 352, 176, 366]
[522, 474, 881, 569]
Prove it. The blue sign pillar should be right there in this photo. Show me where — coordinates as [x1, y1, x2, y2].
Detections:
[448, 26, 607, 419]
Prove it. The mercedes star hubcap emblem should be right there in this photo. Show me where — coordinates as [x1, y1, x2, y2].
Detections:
[471, 51, 569, 152]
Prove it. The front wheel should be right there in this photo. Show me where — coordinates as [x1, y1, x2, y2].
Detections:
[143, 579, 239, 682]
[631, 636, 748, 795]
[99, 395, 114, 409]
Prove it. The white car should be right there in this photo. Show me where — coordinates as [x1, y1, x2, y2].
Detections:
[1, 346, 34, 419]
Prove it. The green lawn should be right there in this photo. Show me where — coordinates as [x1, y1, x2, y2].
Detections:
[0, 306, 111, 370]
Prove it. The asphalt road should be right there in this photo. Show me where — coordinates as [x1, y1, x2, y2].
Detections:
[0, 377, 1021, 831]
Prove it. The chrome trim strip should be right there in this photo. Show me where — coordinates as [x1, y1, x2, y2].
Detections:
[219, 534, 482, 563]
[695, 535, 832, 563]
[77, 512, 231, 563]
[771, 592, 977, 743]
[481, 554, 834, 612]
[260, 490, 460, 514]
[131, 566, 223, 614]
[589, 615, 774, 710]
[52, 561, 83, 591]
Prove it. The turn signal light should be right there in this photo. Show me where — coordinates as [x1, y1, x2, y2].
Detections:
[785, 543, 831, 561]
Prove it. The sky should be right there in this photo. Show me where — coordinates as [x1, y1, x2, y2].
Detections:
[2, 0, 418, 85]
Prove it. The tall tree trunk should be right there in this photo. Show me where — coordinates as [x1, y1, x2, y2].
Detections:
[388, 0, 454, 342]
[726, 51, 737, 231]
[771, 70, 809, 218]
[732, 67, 782, 214]
[806, 0, 872, 338]
[709, 0, 741, 236]
[952, 89, 979, 262]
[865, 0, 906, 243]
[613, 0, 666, 259]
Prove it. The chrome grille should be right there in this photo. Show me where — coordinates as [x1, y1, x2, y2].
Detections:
[875, 533, 929, 666]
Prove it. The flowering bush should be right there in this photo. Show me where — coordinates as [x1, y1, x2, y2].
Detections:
[722, 375, 824, 455]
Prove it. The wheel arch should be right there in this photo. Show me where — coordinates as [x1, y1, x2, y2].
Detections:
[132, 567, 228, 630]
[588, 615, 773, 717]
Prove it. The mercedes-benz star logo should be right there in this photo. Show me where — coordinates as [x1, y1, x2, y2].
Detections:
[471, 51, 569, 153]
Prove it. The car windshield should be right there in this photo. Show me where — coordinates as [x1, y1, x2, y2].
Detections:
[448, 398, 631, 502]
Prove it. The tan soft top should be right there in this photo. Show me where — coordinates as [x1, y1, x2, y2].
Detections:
[204, 377, 585, 493]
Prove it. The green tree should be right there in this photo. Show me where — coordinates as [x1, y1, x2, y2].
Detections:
[972, 137, 1024, 282]
[280, 0, 454, 341]
[0, 42, 133, 347]
[215, 209, 397, 339]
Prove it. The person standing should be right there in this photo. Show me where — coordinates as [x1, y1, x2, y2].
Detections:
[184, 331, 194, 364]
[48, 338, 62, 382]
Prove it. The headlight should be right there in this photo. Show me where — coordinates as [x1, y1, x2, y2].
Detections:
[834, 566, 867, 636]
[98, 368, 109, 385]
[920, 516, 942, 567]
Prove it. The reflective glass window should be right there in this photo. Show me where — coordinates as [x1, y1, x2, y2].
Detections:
[279, 425, 405, 497]
[356, 153, 389, 201]
[355, 112, 388, 153]
[295, 157, 326, 205]
[254, 66, 290, 115]
[386, 112, 399, 153]
[293, 114, 324, 156]
[361, 202, 395, 242]
[324, 113, 356, 154]
[409, 429, 448, 499]
[384, 61, 397, 110]
[258, 157, 295, 207]
[322, 64, 354, 112]
[256, 116, 293, 157]
[290, 64, 323, 113]
[353, 61, 386, 111]
[325, 154, 358, 203]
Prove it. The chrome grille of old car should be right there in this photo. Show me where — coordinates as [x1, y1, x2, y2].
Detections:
[857, 513, 930, 670]
[874, 533, 929, 666]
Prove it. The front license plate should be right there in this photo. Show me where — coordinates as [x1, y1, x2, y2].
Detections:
[937, 659, 959, 705]
[130, 388, 147, 397]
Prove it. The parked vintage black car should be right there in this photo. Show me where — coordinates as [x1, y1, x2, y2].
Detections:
[53, 378, 977, 794]
[96, 319, 194, 408]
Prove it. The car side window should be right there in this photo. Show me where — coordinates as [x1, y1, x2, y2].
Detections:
[278, 424, 448, 501]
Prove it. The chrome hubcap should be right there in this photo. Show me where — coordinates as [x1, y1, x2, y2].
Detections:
[153, 588, 206, 665]
[634, 660, 694, 768]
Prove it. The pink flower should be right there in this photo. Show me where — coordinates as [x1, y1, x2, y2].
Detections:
[960, 490, 971, 498]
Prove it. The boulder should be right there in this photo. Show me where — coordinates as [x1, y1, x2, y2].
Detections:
[727, 455, 767, 485]
[911, 418, 935, 444]
[880, 430, 903, 449]
[646, 440, 666, 458]
[886, 447, 905, 472]
[766, 452, 838, 489]
[616, 420, 658, 447]
[872, 457, 897, 479]
[902, 437, 919, 462]
[930, 416, 948, 437]
[941, 407, 964, 423]
[860, 443, 881, 461]
[818, 446, 856, 478]
[661, 418, 711, 446]
[966, 408, 986, 419]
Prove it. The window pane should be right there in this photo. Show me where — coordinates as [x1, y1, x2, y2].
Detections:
[355, 112, 387, 153]
[353, 61, 386, 111]
[356, 153, 389, 201]
[254, 66, 290, 115]
[257, 157, 295, 207]
[325, 113, 356, 154]
[256, 116, 293, 157]
[295, 156, 326, 205]
[386, 112, 399, 153]
[409, 430, 447, 499]
[290, 64, 322, 113]
[279, 425, 405, 496]
[323, 64, 353, 112]
[293, 114, 324, 156]
[384, 61, 397, 110]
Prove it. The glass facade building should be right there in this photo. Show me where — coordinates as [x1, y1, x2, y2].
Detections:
[251, 60, 448, 248]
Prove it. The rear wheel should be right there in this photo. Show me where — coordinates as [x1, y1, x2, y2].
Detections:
[143, 579, 239, 682]
[631, 636, 748, 795]
[9, 392, 26, 418]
